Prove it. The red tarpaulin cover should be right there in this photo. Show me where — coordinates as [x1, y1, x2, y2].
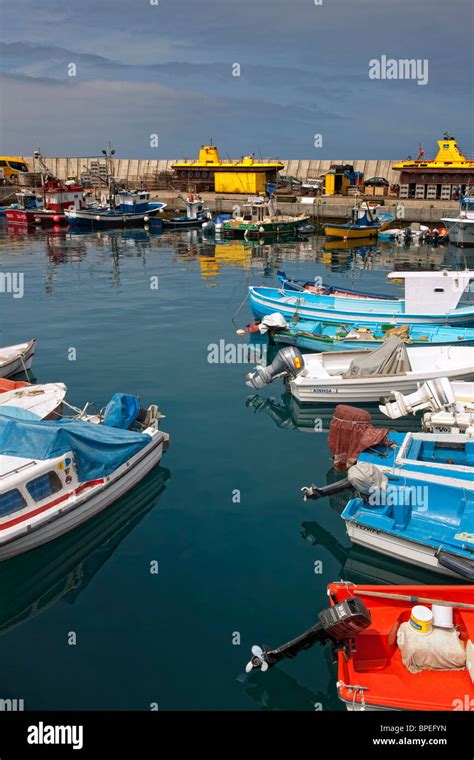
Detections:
[328, 404, 389, 470]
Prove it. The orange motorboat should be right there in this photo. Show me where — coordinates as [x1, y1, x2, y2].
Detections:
[330, 583, 474, 711]
[246, 582, 474, 711]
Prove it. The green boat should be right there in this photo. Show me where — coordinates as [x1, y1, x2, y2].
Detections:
[220, 197, 311, 239]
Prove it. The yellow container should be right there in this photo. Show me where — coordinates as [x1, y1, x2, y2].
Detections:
[214, 171, 266, 194]
[409, 605, 433, 635]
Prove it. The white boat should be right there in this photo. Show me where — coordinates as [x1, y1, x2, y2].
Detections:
[0, 340, 36, 379]
[442, 195, 474, 247]
[246, 336, 474, 404]
[0, 402, 169, 561]
[380, 377, 474, 436]
[0, 382, 66, 420]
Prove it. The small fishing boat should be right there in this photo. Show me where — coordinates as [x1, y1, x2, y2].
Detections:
[65, 191, 166, 229]
[4, 182, 85, 227]
[380, 378, 474, 436]
[356, 429, 474, 487]
[245, 336, 474, 404]
[0, 340, 36, 379]
[271, 318, 474, 353]
[220, 197, 310, 239]
[0, 396, 169, 561]
[249, 270, 474, 326]
[339, 464, 474, 580]
[378, 223, 429, 243]
[0, 381, 66, 420]
[245, 582, 474, 710]
[202, 213, 233, 235]
[157, 195, 211, 230]
[323, 202, 394, 240]
[442, 195, 474, 247]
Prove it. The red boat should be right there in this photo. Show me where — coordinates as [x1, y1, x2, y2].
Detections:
[4, 181, 84, 227]
[330, 582, 474, 711]
[246, 582, 474, 711]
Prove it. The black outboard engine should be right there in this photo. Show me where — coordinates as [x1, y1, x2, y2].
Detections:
[404, 226, 412, 245]
[245, 346, 304, 390]
[245, 597, 371, 673]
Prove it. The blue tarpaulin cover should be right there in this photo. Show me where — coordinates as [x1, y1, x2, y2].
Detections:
[0, 415, 151, 482]
[103, 393, 140, 429]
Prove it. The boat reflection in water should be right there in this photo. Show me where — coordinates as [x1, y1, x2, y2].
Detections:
[0, 466, 170, 637]
[245, 392, 422, 434]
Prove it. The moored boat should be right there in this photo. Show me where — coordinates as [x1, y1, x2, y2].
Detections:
[4, 182, 84, 227]
[323, 202, 394, 240]
[158, 195, 211, 229]
[249, 270, 474, 326]
[220, 197, 310, 239]
[0, 397, 169, 561]
[245, 583, 474, 710]
[245, 336, 474, 404]
[442, 195, 474, 247]
[0, 340, 36, 379]
[65, 191, 166, 229]
[0, 382, 66, 420]
[271, 318, 474, 353]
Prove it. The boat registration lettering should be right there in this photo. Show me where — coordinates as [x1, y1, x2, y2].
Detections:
[313, 388, 338, 394]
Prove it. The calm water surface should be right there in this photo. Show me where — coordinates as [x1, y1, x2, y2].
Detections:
[0, 224, 472, 710]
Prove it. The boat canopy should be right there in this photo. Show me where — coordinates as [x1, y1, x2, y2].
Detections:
[0, 415, 151, 482]
[342, 336, 411, 378]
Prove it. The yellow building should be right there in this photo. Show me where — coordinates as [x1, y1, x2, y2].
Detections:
[171, 145, 283, 193]
[393, 133, 474, 200]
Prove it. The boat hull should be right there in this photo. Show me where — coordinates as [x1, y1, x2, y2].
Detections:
[4, 209, 67, 227]
[65, 208, 162, 229]
[249, 288, 474, 326]
[0, 433, 164, 561]
[221, 218, 310, 239]
[344, 521, 461, 578]
[274, 331, 474, 352]
[289, 366, 474, 404]
[0, 340, 36, 379]
[442, 218, 474, 247]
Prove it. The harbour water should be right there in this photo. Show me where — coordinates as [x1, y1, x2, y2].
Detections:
[0, 225, 472, 711]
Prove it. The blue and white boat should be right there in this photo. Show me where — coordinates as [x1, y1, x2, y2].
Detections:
[341, 457, 474, 580]
[202, 213, 232, 235]
[272, 318, 474, 352]
[357, 430, 474, 486]
[65, 191, 166, 230]
[249, 270, 474, 326]
[155, 196, 211, 230]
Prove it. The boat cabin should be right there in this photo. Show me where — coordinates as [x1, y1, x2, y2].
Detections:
[386, 270, 474, 316]
[116, 191, 150, 213]
[0, 451, 79, 538]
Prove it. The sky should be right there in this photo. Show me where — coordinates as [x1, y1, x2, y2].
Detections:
[0, 0, 472, 159]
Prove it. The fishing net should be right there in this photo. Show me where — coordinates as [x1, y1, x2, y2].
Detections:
[328, 404, 389, 470]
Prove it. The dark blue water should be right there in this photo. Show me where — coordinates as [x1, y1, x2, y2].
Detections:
[0, 225, 471, 711]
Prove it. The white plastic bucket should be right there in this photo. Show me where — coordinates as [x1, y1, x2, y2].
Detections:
[432, 604, 454, 629]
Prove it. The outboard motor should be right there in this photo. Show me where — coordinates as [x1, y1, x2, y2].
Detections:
[301, 462, 387, 501]
[245, 346, 304, 390]
[403, 227, 412, 245]
[245, 597, 371, 673]
[379, 377, 457, 420]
